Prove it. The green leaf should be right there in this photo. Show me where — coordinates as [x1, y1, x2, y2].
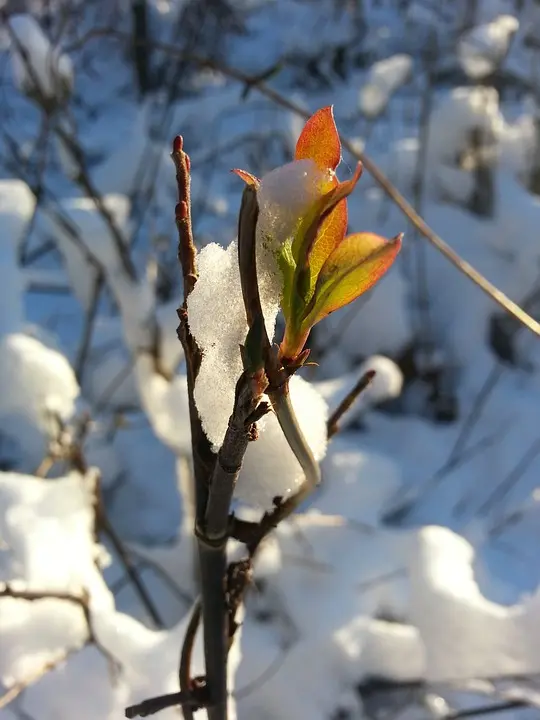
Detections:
[301, 232, 402, 330]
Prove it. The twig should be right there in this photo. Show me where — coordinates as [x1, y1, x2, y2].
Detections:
[99, 511, 165, 629]
[172, 137, 197, 303]
[475, 435, 540, 518]
[171, 136, 219, 720]
[197, 371, 269, 720]
[171, 135, 215, 518]
[75, 274, 104, 384]
[125, 686, 207, 719]
[409, 32, 437, 359]
[327, 369, 376, 438]
[237, 185, 321, 512]
[441, 699, 527, 718]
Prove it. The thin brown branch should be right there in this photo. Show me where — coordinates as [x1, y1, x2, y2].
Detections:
[327, 369, 376, 439]
[171, 136, 219, 720]
[170, 136, 215, 521]
[172, 136, 197, 303]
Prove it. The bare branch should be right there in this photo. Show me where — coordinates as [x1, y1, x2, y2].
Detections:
[327, 369, 376, 439]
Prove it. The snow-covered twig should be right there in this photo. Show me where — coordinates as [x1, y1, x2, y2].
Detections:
[31, 412, 166, 629]
[0, 583, 119, 675]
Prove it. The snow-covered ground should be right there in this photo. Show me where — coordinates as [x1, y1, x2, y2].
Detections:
[2, 0, 540, 718]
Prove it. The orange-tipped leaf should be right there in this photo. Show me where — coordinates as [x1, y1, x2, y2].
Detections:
[232, 168, 260, 188]
[295, 106, 341, 172]
[302, 232, 403, 328]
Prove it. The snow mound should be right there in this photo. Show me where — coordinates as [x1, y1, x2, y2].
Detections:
[360, 55, 413, 119]
[46, 194, 131, 310]
[0, 333, 79, 465]
[458, 15, 519, 79]
[237, 374, 328, 510]
[0, 180, 35, 336]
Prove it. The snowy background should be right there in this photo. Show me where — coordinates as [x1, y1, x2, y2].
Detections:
[2, 0, 540, 718]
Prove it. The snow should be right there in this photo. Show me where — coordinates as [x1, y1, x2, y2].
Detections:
[0, 334, 79, 468]
[134, 355, 191, 456]
[360, 55, 413, 119]
[236, 375, 328, 509]
[0, 180, 35, 336]
[409, 525, 540, 680]
[0, 470, 112, 684]
[8, 14, 73, 101]
[45, 194, 131, 310]
[316, 355, 403, 426]
[317, 270, 412, 364]
[423, 86, 503, 207]
[459, 15, 519, 79]
[187, 240, 279, 450]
